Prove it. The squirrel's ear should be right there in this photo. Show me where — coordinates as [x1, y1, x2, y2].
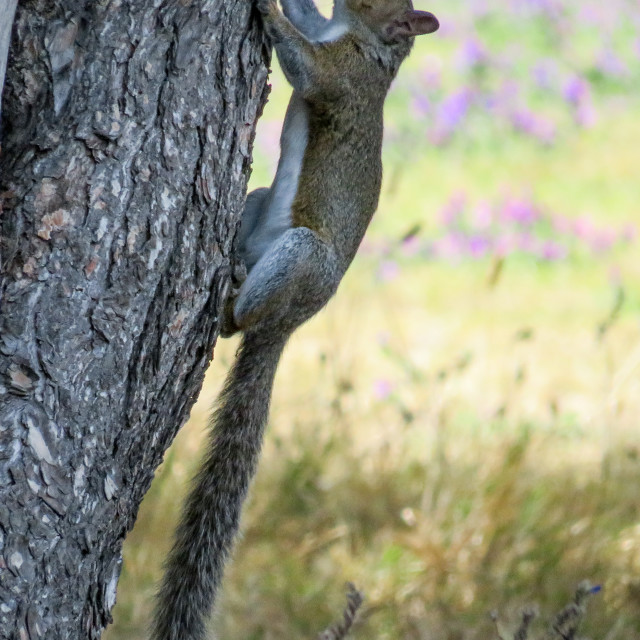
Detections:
[386, 10, 439, 38]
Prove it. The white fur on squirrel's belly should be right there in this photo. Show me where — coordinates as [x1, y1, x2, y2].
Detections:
[246, 94, 309, 266]
[316, 21, 349, 42]
[243, 20, 349, 268]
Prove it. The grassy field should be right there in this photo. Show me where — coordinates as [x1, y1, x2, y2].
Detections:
[107, 1, 640, 638]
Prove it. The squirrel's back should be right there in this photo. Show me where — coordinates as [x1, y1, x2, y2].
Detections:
[291, 35, 390, 267]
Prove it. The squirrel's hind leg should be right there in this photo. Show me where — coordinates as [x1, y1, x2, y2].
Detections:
[234, 226, 339, 335]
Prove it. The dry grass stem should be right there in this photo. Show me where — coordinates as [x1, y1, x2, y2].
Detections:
[492, 582, 601, 640]
[317, 584, 364, 640]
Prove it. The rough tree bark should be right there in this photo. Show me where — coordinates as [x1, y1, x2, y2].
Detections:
[0, 1, 269, 638]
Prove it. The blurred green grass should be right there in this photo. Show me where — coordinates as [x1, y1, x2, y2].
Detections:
[106, 1, 640, 638]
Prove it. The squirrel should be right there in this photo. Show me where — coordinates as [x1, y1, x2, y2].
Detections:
[150, 1, 439, 638]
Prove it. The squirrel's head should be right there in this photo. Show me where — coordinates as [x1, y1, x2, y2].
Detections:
[336, 0, 439, 66]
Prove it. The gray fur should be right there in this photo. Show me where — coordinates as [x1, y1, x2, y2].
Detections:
[281, 0, 330, 39]
[239, 96, 309, 271]
[151, 0, 438, 638]
[238, 6, 349, 272]
[151, 331, 287, 640]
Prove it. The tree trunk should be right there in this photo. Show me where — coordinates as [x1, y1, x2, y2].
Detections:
[0, 1, 269, 638]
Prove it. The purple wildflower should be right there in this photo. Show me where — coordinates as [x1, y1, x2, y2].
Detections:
[471, 201, 493, 230]
[525, 0, 557, 15]
[573, 216, 594, 240]
[597, 46, 628, 78]
[431, 89, 472, 143]
[539, 241, 568, 261]
[472, 0, 489, 18]
[589, 229, 616, 253]
[373, 379, 394, 400]
[578, 5, 601, 27]
[411, 94, 431, 119]
[494, 232, 520, 257]
[550, 213, 572, 235]
[401, 235, 421, 257]
[439, 192, 467, 228]
[510, 108, 556, 144]
[501, 198, 539, 226]
[518, 231, 536, 253]
[575, 102, 597, 128]
[378, 260, 400, 282]
[563, 75, 589, 106]
[433, 233, 464, 260]
[467, 234, 490, 258]
[457, 37, 488, 70]
[419, 55, 442, 90]
[499, 79, 521, 106]
[531, 60, 556, 90]
[621, 224, 637, 243]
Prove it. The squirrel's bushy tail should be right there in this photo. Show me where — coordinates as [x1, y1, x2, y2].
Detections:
[150, 330, 287, 640]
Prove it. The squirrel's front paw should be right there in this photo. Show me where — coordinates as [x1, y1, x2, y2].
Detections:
[231, 261, 248, 288]
[219, 263, 246, 338]
[256, 0, 277, 16]
[220, 292, 241, 338]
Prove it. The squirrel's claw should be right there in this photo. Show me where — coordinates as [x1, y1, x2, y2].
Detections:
[256, 0, 277, 16]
